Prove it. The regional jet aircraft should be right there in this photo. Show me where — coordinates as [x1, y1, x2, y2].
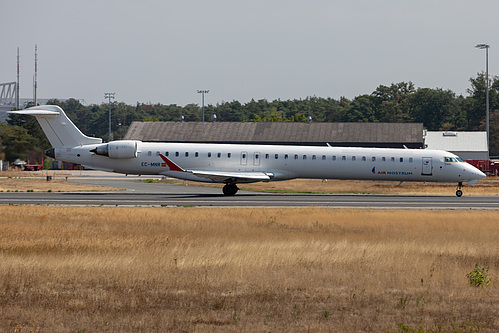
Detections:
[10, 105, 486, 196]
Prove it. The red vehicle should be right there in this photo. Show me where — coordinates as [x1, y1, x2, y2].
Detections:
[465, 160, 496, 174]
[23, 151, 44, 171]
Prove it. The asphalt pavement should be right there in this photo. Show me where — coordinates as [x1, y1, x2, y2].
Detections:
[1, 170, 497, 208]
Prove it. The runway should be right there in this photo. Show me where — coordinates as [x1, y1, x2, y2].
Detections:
[1, 179, 498, 208]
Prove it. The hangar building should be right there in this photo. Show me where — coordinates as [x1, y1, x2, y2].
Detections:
[123, 122, 424, 149]
[424, 131, 488, 160]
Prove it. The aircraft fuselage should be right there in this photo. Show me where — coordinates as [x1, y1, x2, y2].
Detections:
[54, 141, 483, 184]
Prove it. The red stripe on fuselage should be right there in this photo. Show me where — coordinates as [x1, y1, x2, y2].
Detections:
[159, 154, 185, 172]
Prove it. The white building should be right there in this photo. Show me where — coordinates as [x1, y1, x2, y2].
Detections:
[424, 131, 488, 160]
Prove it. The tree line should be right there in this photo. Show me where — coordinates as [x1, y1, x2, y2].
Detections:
[1, 73, 498, 162]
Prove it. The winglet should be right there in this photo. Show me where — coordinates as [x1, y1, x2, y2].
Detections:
[159, 154, 185, 172]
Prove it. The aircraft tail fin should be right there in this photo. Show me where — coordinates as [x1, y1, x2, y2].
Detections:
[9, 105, 102, 147]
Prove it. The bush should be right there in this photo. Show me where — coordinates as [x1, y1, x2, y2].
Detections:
[466, 263, 491, 287]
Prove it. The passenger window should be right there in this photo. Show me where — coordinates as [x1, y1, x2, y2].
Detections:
[195, 152, 199, 157]
[400, 157, 403, 162]
[208, 152, 212, 158]
[175, 152, 179, 157]
[242, 153, 246, 158]
[312, 155, 316, 160]
[362, 156, 366, 161]
[255, 153, 259, 159]
[148, 151, 152, 156]
[294, 154, 299, 160]
[165, 152, 169, 157]
[332, 156, 336, 161]
[185, 152, 189, 157]
[217, 153, 221, 158]
[265, 154, 269, 159]
[322, 155, 326, 160]
[409, 157, 413, 163]
[372, 156, 376, 162]
[303, 155, 307, 160]
[156, 151, 160, 156]
[275, 154, 278, 159]
[352, 156, 356, 161]
[284, 154, 288, 159]
[382, 157, 386, 162]
[228, 153, 231, 158]
[391, 157, 395, 162]
[342, 156, 346, 161]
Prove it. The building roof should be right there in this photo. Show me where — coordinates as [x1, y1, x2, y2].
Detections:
[424, 131, 487, 152]
[124, 122, 424, 148]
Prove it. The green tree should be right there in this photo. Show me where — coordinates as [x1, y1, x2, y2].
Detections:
[372, 82, 415, 122]
[489, 110, 499, 156]
[411, 88, 460, 130]
[0, 123, 36, 161]
[6, 113, 51, 151]
[290, 113, 308, 122]
[343, 95, 377, 122]
[466, 73, 499, 130]
[261, 107, 289, 122]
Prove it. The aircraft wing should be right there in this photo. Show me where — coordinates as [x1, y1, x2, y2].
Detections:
[186, 170, 272, 183]
[159, 154, 272, 183]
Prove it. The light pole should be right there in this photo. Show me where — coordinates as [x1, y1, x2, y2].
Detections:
[104, 92, 115, 141]
[475, 43, 490, 157]
[197, 90, 209, 122]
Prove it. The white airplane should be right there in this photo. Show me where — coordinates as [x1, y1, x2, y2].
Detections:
[11, 105, 486, 197]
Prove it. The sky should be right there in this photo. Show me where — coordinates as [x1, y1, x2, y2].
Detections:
[1, 0, 498, 107]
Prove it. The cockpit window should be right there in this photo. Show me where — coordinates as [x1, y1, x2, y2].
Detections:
[456, 157, 464, 162]
[444, 157, 459, 163]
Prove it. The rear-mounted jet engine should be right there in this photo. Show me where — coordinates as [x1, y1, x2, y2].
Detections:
[90, 140, 139, 159]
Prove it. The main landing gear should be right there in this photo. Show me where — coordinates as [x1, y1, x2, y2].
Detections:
[222, 184, 239, 196]
[456, 182, 463, 197]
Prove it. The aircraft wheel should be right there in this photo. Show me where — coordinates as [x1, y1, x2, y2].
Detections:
[456, 190, 463, 197]
[223, 184, 238, 196]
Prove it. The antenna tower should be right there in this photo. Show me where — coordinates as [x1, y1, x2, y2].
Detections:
[34, 44, 38, 106]
[16, 47, 20, 109]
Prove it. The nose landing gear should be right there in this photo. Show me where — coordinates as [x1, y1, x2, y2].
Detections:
[456, 182, 463, 197]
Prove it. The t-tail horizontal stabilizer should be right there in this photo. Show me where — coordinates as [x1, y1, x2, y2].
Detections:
[9, 105, 102, 147]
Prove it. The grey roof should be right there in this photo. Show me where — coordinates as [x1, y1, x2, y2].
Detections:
[124, 122, 423, 147]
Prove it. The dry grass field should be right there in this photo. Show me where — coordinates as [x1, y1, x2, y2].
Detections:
[0, 171, 120, 192]
[1, 207, 498, 332]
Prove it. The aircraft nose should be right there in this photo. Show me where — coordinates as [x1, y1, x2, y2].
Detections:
[475, 169, 486, 179]
[467, 164, 486, 180]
